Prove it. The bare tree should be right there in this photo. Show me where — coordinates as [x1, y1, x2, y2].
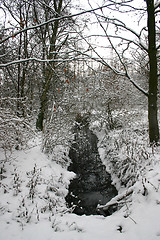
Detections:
[0, 0, 39, 116]
[0, 0, 159, 143]
[33, 0, 66, 130]
[75, 0, 160, 144]
[146, 0, 159, 143]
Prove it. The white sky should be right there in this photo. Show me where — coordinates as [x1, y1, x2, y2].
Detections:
[70, 0, 148, 63]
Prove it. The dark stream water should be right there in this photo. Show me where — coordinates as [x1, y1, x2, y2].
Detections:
[65, 114, 118, 216]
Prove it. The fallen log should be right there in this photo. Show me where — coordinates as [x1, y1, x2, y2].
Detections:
[97, 186, 134, 211]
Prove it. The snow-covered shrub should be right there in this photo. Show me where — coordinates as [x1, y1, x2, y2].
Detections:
[0, 97, 36, 151]
[43, 111, 73, 149]
[93, 109, 154, 190]
[16, 197, 40, 229]
[49, 145, 71, 167]
[42, 110, 75, 167]
[101, 128, 153, 188]
[12, 168, 22, 196]
[105, 102, 123, 130]
[43, 125, 72, 167]
[90, 109, 122, 134]
[26, 164, 42, 202]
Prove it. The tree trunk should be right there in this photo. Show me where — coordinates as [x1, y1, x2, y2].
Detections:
[146, 0, 159, 144]
[36, 0, 63, 131]
[17, 2, 22, 116]
[36, 70, 52, 131]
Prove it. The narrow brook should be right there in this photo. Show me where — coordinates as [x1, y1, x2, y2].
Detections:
[66, 114, 117, 216]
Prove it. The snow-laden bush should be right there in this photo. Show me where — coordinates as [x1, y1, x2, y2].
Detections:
[91, 109, 154, 190]
[48, 145, 71, 167]
[99, 128, 153, 189]
[42, 110, 75, 167]
[0, 97, 36, 151]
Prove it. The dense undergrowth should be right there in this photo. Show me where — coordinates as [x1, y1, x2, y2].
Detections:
[0, 108, 160, 237]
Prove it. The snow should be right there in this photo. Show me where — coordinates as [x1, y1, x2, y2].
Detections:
[1, 135, 160, 240]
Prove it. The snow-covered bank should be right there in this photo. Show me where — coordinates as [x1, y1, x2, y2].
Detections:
[0, 135, 160, 240]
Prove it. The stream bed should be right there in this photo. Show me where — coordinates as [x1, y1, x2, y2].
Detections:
[65, 114, 117, 216]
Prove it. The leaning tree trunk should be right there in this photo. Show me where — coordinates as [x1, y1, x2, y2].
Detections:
[146, 0, 159, 144]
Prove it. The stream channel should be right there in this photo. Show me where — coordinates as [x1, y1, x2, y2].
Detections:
[65, 114, 118, 216]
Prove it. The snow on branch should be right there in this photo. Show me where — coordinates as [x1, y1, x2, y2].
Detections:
[0, 58, 57, 67]
[0, 4, 115, 44]
[155, 0, 160, 9]
[0, 55, 88, 67]
[126, 74, 149, 97]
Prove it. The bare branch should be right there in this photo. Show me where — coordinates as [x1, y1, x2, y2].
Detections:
[155, 0, 160, 9]
[87, 1, 149, 97]
[126, 73, 149, 96]
[0, 4, 115, 44]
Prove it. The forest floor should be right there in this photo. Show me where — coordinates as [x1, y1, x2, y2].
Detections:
[0, 130, 160, 240]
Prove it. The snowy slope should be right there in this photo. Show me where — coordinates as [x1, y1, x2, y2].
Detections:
[0, 137, 160, 240]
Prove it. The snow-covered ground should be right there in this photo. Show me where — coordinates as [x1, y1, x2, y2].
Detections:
[0, 135, 160, 240]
